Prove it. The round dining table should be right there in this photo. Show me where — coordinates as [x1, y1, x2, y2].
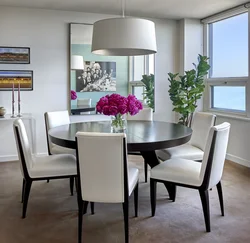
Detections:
[48, 120, 192, 169]
[49, 120, 192, 199]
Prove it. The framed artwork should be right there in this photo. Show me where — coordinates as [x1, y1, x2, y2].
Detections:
[0, 47, 30, 64]
[76, 61, 116, 92]
[0, 70, 33, 90]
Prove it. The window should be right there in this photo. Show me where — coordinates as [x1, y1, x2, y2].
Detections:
[204, 11, 248, 114]
[129, 54, 155, 104]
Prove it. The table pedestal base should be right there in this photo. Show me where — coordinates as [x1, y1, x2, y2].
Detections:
[140, 150, 175, 201]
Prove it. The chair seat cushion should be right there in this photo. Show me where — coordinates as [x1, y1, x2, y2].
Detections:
[128, 166, 139, 196]
[156, 144, 204, 161]
[30, 154, 77, 178]
[51, 144, 76, 155]
[150, 158, 202, 187]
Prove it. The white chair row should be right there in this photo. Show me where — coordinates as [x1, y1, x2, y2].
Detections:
[13, 109, 230, 240]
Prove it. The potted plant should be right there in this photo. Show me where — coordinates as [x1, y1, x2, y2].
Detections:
[141, 74, 154, 110]
[168, 54, 210, 126]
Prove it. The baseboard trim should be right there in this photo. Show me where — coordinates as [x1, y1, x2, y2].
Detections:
[0, 153, 47, 162]
[226, 153, 250, 168]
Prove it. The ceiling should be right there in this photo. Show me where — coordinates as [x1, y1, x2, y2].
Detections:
[0, 0, 248, 19]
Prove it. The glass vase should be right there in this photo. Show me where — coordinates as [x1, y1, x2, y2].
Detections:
[111, 114, 127, 132]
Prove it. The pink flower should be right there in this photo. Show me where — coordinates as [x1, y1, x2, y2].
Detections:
[102, 105, 110, 115]
[96, 93, 143, 117]
[109, 106, 118, 116]
[71, 90, 77, 100]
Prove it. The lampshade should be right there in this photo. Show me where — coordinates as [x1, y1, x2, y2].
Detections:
[71, 55, 84, 70]
[91, 18, 157, 56]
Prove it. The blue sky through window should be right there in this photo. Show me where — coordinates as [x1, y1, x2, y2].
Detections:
[211, 13, 248, 78]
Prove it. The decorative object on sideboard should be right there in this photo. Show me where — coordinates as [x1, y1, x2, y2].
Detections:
[0, 107, 6, 117]
[91, 0, 157, 56]
[0, 70, 33, 91]
[17, 82, 22, 117]
[11, 82, 16, 118]
[0, 46, 30, 64]
[96, 94, 143, 132]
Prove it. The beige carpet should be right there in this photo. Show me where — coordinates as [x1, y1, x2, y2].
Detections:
[0, 157, 250, 243]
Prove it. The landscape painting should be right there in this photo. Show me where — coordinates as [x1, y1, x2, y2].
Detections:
[0, 47, 30, 64]
[76, 61, 116, 92]
[0, 70, 33, 90]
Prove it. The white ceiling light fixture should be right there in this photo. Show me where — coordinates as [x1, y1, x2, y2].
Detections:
[71, 55, 84, 70]
[91, 0, 157, 56]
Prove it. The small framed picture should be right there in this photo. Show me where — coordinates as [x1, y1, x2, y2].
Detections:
[0, 47, 30, 64]
[0, 70, 33, 91]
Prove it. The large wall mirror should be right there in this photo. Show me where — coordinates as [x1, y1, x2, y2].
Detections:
[70, 23, 129, 115]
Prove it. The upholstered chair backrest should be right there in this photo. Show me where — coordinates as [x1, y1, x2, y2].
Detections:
[13, 119, 33, 179]
[44, 110, 70, 154]
[127, 108, 153, 121]
[76, 132, 127, 203]
[199, 122, 230, 189]
[189, 112, 216, 151]
[77, 98, 92, 106]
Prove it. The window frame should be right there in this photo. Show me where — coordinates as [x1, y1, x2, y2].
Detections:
[203, 9, 250, 117]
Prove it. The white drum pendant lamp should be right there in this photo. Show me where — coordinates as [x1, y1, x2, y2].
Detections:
[91, 0, 157, 56]
[71, 55, 84, 70]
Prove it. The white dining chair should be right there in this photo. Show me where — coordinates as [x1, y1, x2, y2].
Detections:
[44, 110, 76, 156]
[150, 122, 230, 232]
[76, 98, 92, 114]
[76, 132, 139, 243]
[127, 107, 153, 182]
[44, 110, 76, 186]
[13, 119, 77, 218]
[77, 98, 92, 106]
[156, 112, 216, 161]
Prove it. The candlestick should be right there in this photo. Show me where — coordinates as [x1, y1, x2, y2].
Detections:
[11, 82, 16, 118]
[17, 82, 22, 117]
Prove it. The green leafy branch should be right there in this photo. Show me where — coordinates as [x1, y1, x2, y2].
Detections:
[141, 74, 154, 110]
[168, 54, 210, 126]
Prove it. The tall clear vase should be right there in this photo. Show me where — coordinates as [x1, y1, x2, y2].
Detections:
[111, 114, 127, 132]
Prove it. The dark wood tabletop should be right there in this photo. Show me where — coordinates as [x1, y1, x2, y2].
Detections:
[49, 120, 192, 152]
[70, 105, 96, 115]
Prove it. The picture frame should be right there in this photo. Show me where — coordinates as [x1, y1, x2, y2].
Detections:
[76, 61, 116, 92]
[0, 70, 33, 90]
[0, 47, 30, 64]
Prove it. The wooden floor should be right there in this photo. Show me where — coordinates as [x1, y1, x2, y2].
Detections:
[0, 157, 250, 243]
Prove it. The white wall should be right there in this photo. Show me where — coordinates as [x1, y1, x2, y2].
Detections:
[0, 6, 178, 161]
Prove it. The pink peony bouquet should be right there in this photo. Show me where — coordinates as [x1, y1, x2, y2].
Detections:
[71, 90, 77, 100]
[96, 94, 143, 116]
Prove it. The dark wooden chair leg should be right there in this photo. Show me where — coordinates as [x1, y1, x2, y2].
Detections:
[21, 179, 25, 203]
[144, 161, 148, 183]
[150, 179, 157, 217]
[70, 176, 74, 196]
[122, 200, 129, 243]
[83, 201, 89, 215]
[22, 180, 32, 218]
[47, 179, 49, 183]
[134, 182, 138, 217]
[90, 202, 95, 215]
[78, 200, 83, 243]
[170, 184, 177, 202]
[216, 181, 224, 216]
[199, 189, 211, 232]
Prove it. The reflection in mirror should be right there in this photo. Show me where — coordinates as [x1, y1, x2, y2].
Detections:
[128, 54, 155, 110]
[70, 23, 129, 115]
